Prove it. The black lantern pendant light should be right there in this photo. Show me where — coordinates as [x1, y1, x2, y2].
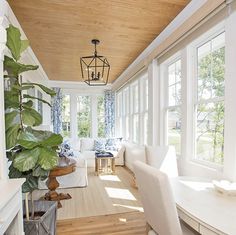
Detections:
[80, 39, 110, 86]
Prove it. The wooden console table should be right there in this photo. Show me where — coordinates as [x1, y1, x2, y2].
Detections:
[171, 177, 236, 235]
[45, 163, 76, 208]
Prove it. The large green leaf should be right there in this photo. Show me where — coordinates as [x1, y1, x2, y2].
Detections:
[13, 147, 41, 172]
[4, 56, 39, 77]
[6, 25, 22, 61]
[40, 133, 63, 147]
[22, 108, 42, 126]
[33, 165, 49, 179]
[22, 100, 33, 108]
[20, 39, 29, 54]
[38, 147, 58, 170]
[18, 131, 40, 149]
[5, 111, 18, 130]
[22, 175, 38, 193]
[6, 124, 20, 149]
[9, 163, 23, 178]
[23, 94, 51, 107]
[22, 110, 36, 126]
[26, 127, 53, 141]
[4, 90, 19, 109]
[22, 82, 56, 96]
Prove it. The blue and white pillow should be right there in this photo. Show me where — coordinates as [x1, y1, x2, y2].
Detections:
[105, 138, 122, 151]
[59, 140, 74, 158]
[94, 139, 106, 152]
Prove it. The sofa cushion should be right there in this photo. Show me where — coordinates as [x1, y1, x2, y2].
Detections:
[82, 150, 96, 159]
[105, 137, 122, 151]
[80, 138, 95, 152]
[94, 139, 106, 151]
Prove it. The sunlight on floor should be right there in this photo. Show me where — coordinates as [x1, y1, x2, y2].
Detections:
[113, 203, 144, 212]
[99, 175, 121, 182]
[119, 218, 127, 223]
[105, 187, 137, 200]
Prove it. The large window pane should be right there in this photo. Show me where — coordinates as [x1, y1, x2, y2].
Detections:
[97, 96, 105, 138]
[144, 112, 148, 145]
[133, 114, 139, 143]
[77, 96, 91, 137]
[196, 102, 224, 164]
[168, 59, 181, 106]
[62, 95, 70, 137]
[167, 108, 181, 155]
[197, 33, 225, 100]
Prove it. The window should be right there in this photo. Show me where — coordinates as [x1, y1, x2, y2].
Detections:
[97, 95, 105, 137]
[77, 96, 91, 137]
[62, 95, 70, 137]
[195, 32, 225, 165]
[131, 81, 139, 143]
[115, 71, 148, 144]
[116, 92, 123, 137]
[123, 87, 130, 140]
[141, 76, 149, 144]
[166, 59, 181, 155]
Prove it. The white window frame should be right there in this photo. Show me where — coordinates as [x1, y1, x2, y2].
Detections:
[189, 23, 225, 169]
[130, 80, 140, 144]
[115, 70, 148, 145]
[161, 52, 182, 156]
[140, 74, 149, 145]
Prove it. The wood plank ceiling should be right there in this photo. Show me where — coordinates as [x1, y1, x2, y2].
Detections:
[8, 0, 190, 83]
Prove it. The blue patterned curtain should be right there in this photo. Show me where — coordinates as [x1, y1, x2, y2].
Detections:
[104, 90, 115, 137]
[51, 87, 63, 134]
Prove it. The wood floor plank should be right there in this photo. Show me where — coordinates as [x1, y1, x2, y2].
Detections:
[57, 211, 146, 235]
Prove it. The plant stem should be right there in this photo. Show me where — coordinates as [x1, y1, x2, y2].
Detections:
[31, 192, 35, 220]
[25, 193, 30, 221]
[19, 75, 24, 130]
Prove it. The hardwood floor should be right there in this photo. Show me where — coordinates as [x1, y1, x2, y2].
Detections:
[35, 166, 143, 220]
[57, 211, 146, 235]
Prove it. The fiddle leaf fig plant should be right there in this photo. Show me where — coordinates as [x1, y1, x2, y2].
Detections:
[4, 24, 62, 194]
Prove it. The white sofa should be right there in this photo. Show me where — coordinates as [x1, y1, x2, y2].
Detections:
[123, 141, 178, 177]
[79, 138, 125, 167]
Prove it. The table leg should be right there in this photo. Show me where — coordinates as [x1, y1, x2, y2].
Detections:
[45, 175, 72, 208]
[112, 158, 115, 173]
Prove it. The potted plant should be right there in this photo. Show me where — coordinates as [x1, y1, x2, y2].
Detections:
[4, 24, 63, 234]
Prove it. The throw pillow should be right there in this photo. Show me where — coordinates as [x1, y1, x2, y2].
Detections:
[59, 141, 74, 158]
[105, 138, 122, 151]
[94, 139, 106, 152]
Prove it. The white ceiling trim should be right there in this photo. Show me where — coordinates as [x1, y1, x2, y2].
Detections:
[48, 80, 112, 91]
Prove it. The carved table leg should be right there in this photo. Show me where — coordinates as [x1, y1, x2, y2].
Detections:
[45, 175, 71, 208]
